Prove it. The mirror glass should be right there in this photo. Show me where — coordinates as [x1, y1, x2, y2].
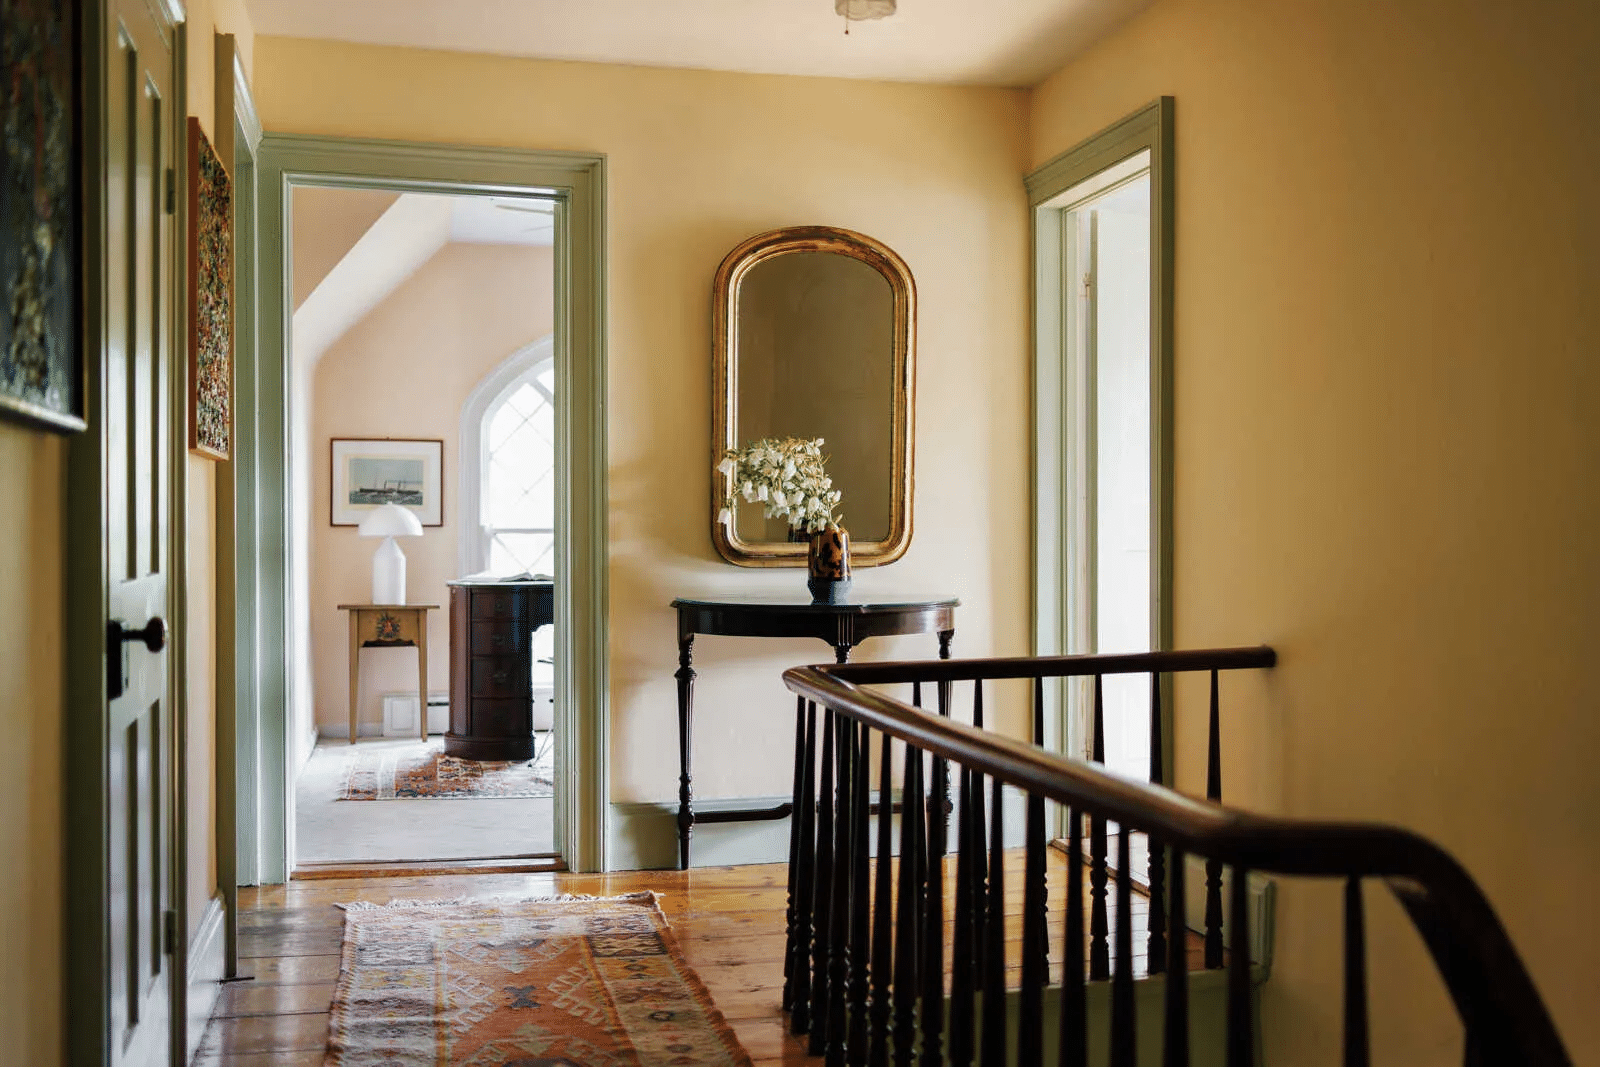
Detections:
[712, 227, 914, 567]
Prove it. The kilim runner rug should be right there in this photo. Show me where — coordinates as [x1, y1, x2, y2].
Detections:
[327, 893, 754, 1067]
[339, 741, 554, 801]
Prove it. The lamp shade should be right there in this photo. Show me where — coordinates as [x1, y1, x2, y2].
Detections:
[358, 503, 423, 538]
[836, 0, 895, 18]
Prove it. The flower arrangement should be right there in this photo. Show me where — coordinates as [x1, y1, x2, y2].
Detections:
[717, 436, 843, 535]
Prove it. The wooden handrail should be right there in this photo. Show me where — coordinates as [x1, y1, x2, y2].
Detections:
[822, 645, 1277, 685]
[782, 656, 1572, 1067]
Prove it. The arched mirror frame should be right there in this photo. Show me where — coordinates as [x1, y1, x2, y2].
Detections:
[711, 225, 916, 567]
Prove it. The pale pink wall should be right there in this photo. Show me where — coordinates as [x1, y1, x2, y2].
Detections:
[308, 242, 555, 735]
[291, 187, 401, 307]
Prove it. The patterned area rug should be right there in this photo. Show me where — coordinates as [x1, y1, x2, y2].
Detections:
[327, 893, 753, 1067]
[339, 741, 554, 801]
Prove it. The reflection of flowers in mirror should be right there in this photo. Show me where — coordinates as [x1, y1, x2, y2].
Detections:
[718, 437, 843, 534]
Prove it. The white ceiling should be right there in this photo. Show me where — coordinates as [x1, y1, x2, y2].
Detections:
[451, 195, 556, 246]
[245, 0, 1154, 88]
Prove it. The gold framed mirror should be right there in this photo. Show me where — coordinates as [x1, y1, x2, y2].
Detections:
[711, 225, 915, 567]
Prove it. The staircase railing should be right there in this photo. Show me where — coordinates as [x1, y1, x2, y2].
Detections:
[779, 646, 1570, 1067]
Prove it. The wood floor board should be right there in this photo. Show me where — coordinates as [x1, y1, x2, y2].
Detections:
[197, 1012, 331, 1054]
[209, 850, 1207, 1063]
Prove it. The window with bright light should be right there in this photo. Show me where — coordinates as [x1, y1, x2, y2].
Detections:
[483, 362, 556, 576]
[460, 337, 556, 579]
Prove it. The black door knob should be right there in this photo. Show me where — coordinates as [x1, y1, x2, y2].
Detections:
[111, 617, 167, 653]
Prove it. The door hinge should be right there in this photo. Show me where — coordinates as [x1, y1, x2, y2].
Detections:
[164, 167, 175, 215]
[162, 909, 178, 955]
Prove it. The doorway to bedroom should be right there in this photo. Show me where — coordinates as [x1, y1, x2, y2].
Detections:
[286, 182, 563, 872]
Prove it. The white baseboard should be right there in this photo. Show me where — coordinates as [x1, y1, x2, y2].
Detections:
[317, 721, 400, 740]
[186, 895, 227, 1063]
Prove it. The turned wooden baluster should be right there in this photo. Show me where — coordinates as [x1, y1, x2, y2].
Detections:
[970, 681, 989, 993]
[949, 753, 977, 1067]
[1059, 803, 1086, 1067]
[1344, 877, 1370, 1067]
[784, 695, 807, 1011]
[1147, 673, 1168, 976]
[1089, 675, 1111, 981]
[1029, 681, 1050, 982]
[1018, 791, 1048, 1067]
[790, 700, 818, 1032]
[847, 722, 872, 1067]
[826, 712, 853, 1067]
[1226, 868, 1253, 1067]
[980, 777, 1007, 1067]
[809, 708, 837, 1054]
[1110, 827, 1136, 1067]
[1205, 670, 1225, 969]
[868, 733, 894, 1067]
[892, 741, 923, 1067]
[1163, 844, 1190, 1067]
[919, 751, 947, 1067]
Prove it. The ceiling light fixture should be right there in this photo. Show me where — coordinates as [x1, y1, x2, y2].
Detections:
[836, 0, 895, 33]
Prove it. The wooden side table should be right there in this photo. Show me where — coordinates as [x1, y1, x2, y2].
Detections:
[338, 604, 439, 744]
[669, 592, 958, 869]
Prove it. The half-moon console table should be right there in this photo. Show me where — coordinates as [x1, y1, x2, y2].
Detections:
[669, 593, 958, 870]
[447, 579, 555, 761]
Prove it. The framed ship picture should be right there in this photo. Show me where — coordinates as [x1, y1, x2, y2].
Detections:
[330, 437, 444, 526]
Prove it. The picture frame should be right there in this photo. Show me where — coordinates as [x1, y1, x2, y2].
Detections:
[0, 0, 86, 433]
[330, 438, 444, 527]
[187, 117, 233, 459]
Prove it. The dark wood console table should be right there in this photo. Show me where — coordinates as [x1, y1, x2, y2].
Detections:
[669, 593, 958, 869]
[447, 579, 555, 761]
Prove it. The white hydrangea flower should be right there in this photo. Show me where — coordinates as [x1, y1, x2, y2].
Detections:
[717, 436, 844, 537]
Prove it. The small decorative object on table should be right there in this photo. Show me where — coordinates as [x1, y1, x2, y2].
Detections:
[807, 524, 851, 603]
[718, 436, 850, 602]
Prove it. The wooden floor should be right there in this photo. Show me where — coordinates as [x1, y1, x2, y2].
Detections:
[197, 851, 1203, 1066]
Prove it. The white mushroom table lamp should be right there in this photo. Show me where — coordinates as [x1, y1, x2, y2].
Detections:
[358, 503, 424, 604]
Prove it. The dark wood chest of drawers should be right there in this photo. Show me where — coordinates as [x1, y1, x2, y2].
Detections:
[446, 580, 554, 761]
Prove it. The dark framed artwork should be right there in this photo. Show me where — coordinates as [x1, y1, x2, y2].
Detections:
[0, 0, 85, 433]
[187, 118, 232, 459]
[330, 437, 444, 527]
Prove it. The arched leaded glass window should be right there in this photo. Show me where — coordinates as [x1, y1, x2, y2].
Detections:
[460, 336, 555, 577]
[483, 362, 555, 575]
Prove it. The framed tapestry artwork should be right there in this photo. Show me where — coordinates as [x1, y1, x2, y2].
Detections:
[330, 438, 444, 527]
[0, 0, 85, 433]
[187, 118, 232, 459]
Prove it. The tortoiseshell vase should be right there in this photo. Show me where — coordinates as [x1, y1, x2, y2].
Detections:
[807, 525, 852, 603]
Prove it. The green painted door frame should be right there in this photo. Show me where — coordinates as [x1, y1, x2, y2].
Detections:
[1027, 99, 1176, 778]
[244, 135, 609, 880]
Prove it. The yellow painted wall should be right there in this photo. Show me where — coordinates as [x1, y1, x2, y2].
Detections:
[1030, 0, 1600, 1061]
[308, 242, 556, 735]
[183, 0, 255, 946]
[0, 428, 64, 1067]
[253, 37, 1035, 804]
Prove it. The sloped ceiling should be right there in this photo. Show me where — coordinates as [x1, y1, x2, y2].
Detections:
[245, 0, 1155, 87]
[291, 191, 556, 370]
